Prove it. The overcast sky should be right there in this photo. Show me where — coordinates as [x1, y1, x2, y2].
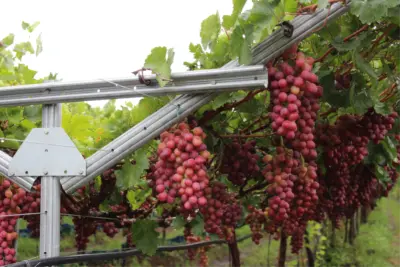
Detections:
[0, 0, 252, 107]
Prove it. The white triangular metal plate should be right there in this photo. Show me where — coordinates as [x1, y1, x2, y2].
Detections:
[8, 128, 86, 176]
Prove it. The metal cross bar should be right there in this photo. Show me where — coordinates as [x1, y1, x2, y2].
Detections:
[40, 104, 62, 259]
[0, 65, 268, 106]
[61, 1, 351, 193]
[0, 151, 35, 190]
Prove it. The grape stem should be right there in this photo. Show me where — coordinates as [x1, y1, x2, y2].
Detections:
[238, 181, 268, 198]
[240, 114, 269, 134]
[315, 24, 369, 63]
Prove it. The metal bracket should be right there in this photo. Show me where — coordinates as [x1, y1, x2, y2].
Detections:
[8, 128, 86, 177]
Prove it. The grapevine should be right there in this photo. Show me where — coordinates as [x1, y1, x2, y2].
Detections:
[1, 1, 400, 266]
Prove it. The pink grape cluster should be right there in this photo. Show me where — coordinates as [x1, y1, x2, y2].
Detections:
[200, 182, 242, 241]
[149, 123, 211, 212]
[101, 222, 118, 238]
[316, 110, 398, 225]
[262, 147, 297, 226]
[268, 46, 322, 161]
[245, 206, 266, 245]
[220, 140, 260, 186]
[0, 179, 22, 265]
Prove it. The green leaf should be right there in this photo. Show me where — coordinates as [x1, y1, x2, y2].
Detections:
[189, 215, 205, 236]
[126, 188, 151, 210]
[351, 0, 399, 24]
[319, 71, 351, 108]
[382, 136, 398, 162]
[22, 21, 40, 33]
[353, 52, 378, 80]
[13, 42, 35, 60]
[2, 34, 15, 46]
[231, 20, 253, 65]
[143, 47, 174, 87]
[331, 33, 367, 52]
[212, 93, 232, 109]
[36, 34, 43, 56]
[247, 0, 279, 28]
[387, 6, 400, 26]
[115, 148, 149, 189]
[350, 73, 373, 114]
[132, 219, 159, 255]
[200, 13, 221, 50]
[222, 0, 247, 30]
[375, 165, 390, 183]
[374, 102, 391, 115]
[172, 216, 186, 230]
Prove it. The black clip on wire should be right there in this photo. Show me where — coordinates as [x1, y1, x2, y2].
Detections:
[132, 68, 152, 86]
[277, 21, 294, 38]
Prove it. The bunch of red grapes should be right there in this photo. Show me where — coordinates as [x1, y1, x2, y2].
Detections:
[219, 140, 260, 186]
[0, 179, 21, 265]
[268, 45, 322, 162]
[200, 182, 242, 241]
[183, 226, 210, 267]
[284, 164, 318, 253]
[148, 122, 210, 212]
[262, 147, 297, 229]
[316, 110, 398, 224]
[245, 205, 266, 244]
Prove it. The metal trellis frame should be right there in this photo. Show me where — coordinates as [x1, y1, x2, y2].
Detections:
[0, 1, 351, 263]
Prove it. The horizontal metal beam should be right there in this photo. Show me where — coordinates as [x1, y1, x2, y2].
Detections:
[0, 65, 268, 107]
[0, 150, 35, 191]
[61, 1, 350, 193]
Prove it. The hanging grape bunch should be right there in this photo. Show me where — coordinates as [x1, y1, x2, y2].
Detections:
[220, 139, 260, 186]
[148, 122, 211, 213]
[268, 44, 322, 161]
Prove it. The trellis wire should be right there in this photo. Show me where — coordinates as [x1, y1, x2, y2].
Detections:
[10, 234, 252, 267]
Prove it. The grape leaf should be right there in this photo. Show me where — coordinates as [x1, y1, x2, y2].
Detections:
[200, 13, 221, 50]
[1, 34, 14, 47]
[319, 71, 351, 108]
[13, 42, 35, 60]
[222, 0, 248, 30]
[351, 0, 399, 24]
[373, 102, 391, 115]
[353, 52, 378, 80]
[126, 188, 151, 210]
[350, 73, 373, 114]
[247, 0, 280, 28]
[21, 21, 40, 33]
[189, 215, 205, 236]
[132, 219, 159, 255]
[375, 165, 391, 184]
[172, 215, 186, 230]
[381, 136, 398, 163]
[212, 93, 233, 109]
[115, 148, 149, 189]
[231, 20, 253, 65]
[364, 140, 396, 166]
[387, 6, 400, 26]
[143, 47, 174, 87]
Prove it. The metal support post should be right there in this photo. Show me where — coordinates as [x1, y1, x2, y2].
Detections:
[40, 104, 62, 259]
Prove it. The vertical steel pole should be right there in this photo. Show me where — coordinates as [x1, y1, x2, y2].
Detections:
[40, 104, 62, 258]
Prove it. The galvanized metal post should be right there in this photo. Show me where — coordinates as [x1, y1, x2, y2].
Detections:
[40, 104, 62, 258]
